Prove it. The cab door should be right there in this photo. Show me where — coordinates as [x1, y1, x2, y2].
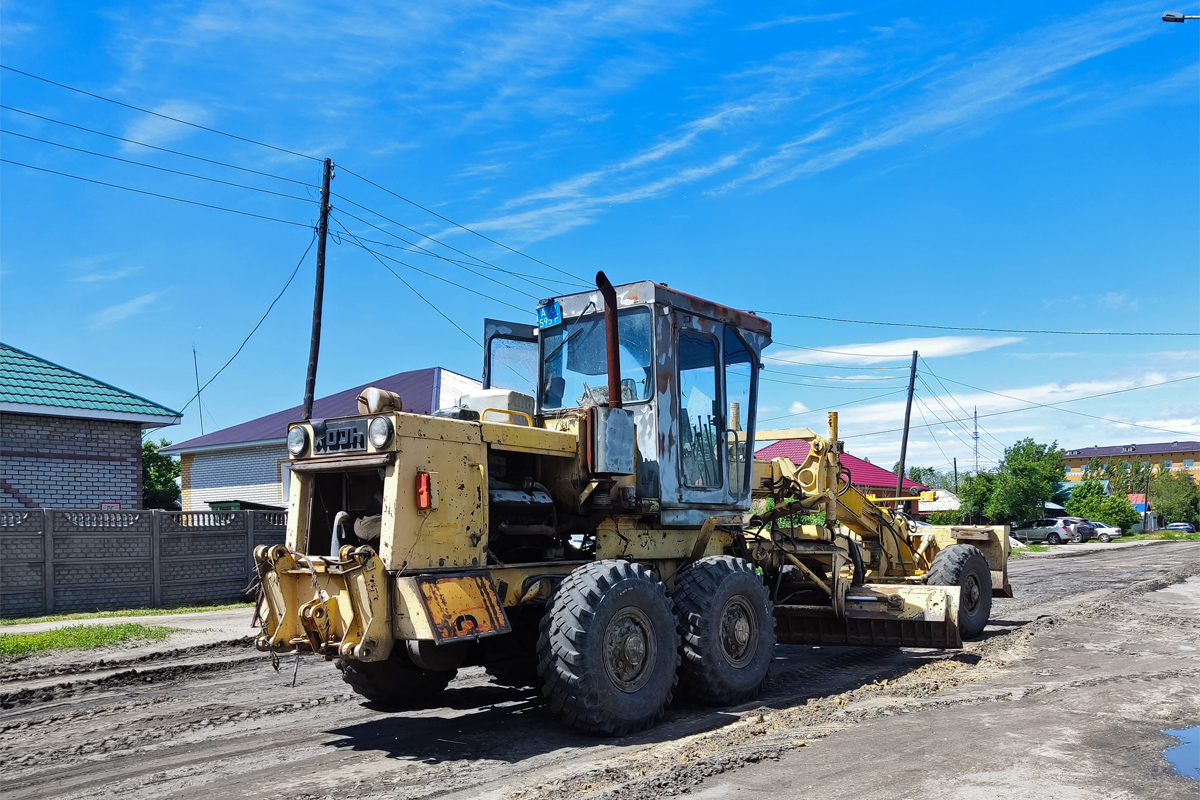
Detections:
[482, 319, 538, 397]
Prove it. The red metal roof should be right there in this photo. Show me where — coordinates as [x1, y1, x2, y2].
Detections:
[755, 439, 929, 492]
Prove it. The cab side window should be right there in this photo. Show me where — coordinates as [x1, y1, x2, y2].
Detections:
[679, 330, 721, 488]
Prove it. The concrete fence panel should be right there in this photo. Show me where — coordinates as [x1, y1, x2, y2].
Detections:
[0, 509, 287, 618]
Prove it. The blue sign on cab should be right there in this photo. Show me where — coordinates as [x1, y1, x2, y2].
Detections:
[537, 302, 563, 329]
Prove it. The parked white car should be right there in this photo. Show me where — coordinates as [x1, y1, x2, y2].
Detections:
[1088, 521, 1122, 543]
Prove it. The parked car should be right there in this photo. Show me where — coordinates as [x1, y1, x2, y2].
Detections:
[1012, 518, 1079, 545]
[1164, 522, 1197, 533]
[1058, 516, 1097, 543]
[1088, 521, 1122, 543]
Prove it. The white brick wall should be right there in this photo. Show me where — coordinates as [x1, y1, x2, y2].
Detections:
[183, 443, 288, 511]
[437, 369, 484, 409]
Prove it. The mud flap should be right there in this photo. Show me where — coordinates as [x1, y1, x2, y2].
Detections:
[774, 584, 963, 649]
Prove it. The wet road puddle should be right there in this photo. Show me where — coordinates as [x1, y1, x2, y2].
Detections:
[1163, 727, 1199, 781]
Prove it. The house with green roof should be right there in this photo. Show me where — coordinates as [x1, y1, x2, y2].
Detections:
[0, 343, 180, 509]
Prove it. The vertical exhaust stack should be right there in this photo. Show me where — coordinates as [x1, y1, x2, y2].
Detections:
[596, 271, 621, 409]
[591, 271, 634, 477]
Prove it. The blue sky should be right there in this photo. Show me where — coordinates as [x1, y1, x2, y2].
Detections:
[2, 0, 1197, 472]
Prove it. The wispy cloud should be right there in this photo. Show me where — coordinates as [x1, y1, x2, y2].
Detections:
[121, 101, 209, 151]
[771, 335, 1024, 366]
[88, 292, 163, 328]
[739, 12, 853, 32]
[75, 265, 140, 283]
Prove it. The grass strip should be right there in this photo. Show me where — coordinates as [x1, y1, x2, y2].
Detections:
[0, 601, 253, 627]
[0, 623, 179, 659]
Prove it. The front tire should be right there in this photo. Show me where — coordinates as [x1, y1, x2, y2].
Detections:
[336, 647, 456, 707]
[537, 560, 679, 735]
[926, 544, 992, 639]
[672, 556, 775, 706]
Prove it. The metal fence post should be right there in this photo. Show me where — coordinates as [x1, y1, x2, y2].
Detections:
[42, 508, 54, 615]
[151, 509, 162, 607]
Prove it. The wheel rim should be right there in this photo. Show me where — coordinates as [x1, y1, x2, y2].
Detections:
[602, 606, 657, 693]
[962, 574, 981, 614]
[717, 596, 758, 668]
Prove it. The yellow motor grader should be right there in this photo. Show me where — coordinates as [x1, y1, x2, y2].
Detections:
[254, 274, 1010, 735]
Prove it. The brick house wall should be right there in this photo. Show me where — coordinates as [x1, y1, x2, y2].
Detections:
[180, 443, 289, 511]
[0, 412, 143, 509]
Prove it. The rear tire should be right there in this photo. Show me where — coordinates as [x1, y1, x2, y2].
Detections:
[1046, 532, 1062, 545]
[336, 647, 456, 707]
[1070, 531, 1083, 544]
[537, 560, 679, 735]
[926, 544, 992, 639]
[671, 556, 775, 706]
[1098, 533, 1111, 543]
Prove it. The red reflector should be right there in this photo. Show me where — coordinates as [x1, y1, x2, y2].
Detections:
[416, 472, 431, 510]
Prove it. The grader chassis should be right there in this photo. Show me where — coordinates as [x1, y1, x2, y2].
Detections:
[254, 273, 1010, 735]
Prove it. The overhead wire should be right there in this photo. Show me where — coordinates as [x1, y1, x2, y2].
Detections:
[914, 372, 1007, 461]
[332, 204, 542, 301]
[173, 232, 318, 420]
[330, 213, 532, 316]
[763, 366, 906, 382]
[841, 376, 1200, 439]
[761, 375, 911, 390]
[333, 193, 579, 294]
[329, 214, 482, 347]
[1, 64, 321, 162]
[760, 309, 1199, 337]
[770, 341, 911, 359]
[762, 354, 907, 371]
[337, 164, 587, 285]
[919, 372, 1200, 438]
[2, 158, 314, 229]
[0, 105, 316, 188]
[919, 358, 1009, 450]
[756, 389, 908, 425]
[1, 129, 314, 203]
[912, 393, 954, 467]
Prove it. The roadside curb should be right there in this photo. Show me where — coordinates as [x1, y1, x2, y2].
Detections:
[1013, 538, 1192, 560]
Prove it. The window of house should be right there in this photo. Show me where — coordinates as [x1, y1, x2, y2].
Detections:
[1163, 461, 1173, 469]
[1185, 459, 1195, 468]
[679, 330, 721, 489]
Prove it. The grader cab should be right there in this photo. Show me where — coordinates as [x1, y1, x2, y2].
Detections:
[254, 273, 1009, 735]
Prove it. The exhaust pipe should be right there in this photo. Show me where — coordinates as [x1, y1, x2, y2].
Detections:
[596, 271, 621, 408]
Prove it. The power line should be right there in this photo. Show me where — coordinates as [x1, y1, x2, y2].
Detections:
[0, 64, 321, 163]
[921, 372, 1200, 438]
[761, 309, 1200, 337]
[2, 158, 314, 228]
[763, 366, 906, 381]
[1, 129, 314, 203]
[918, 359, 1009, 451]
[337, 164, 587, 284]
[175, 233, 317, 419]
[914, 374, 1007, 462]
[770, 341, 911, 359]
[756, 389, 908, 425]
[0, 105, 316, 188]
[842, 376, 1200, 439]
[329, 215, 482, 347]
[762, 375, 911, 390]
[762, 354, 907, 371]
[332, 204, 542, 301]
[331, 213, 531, 316]
[912, 394, 954, 466]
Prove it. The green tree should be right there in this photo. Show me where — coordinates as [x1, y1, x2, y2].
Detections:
[1084, 457, 1153, 497]
[960, 471, 995, 521]
[142, 438, 181, 509]
[1064, 479, 1107, 519]
[926, 509, 963, 525]
[984, 438, 1065, 523]
[895, 465, 958, 493]
[1096, 494, 1141, 533]
[1150, 471, 1200, 526]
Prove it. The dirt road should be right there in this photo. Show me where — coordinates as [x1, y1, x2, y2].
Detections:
[2, 542, 1197, 799]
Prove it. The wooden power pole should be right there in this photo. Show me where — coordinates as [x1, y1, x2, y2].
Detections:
[303, 158, 333, 421]
[894, 350, 919, 507]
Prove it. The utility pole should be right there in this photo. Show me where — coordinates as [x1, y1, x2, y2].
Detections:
[192, 344, 204, 435]
[894, 350, 919, 509]
[953, 457, 958, 494]
[303, 158, 333, 421]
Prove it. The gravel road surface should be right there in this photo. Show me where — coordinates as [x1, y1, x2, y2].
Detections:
[2, 541, 1197, 800]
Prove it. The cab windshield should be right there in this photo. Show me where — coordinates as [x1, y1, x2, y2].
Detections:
[541, 307, 652, 409]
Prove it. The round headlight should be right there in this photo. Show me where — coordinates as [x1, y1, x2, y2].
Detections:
[369, 416, 393, 448]
[287, 426, 308, 456]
